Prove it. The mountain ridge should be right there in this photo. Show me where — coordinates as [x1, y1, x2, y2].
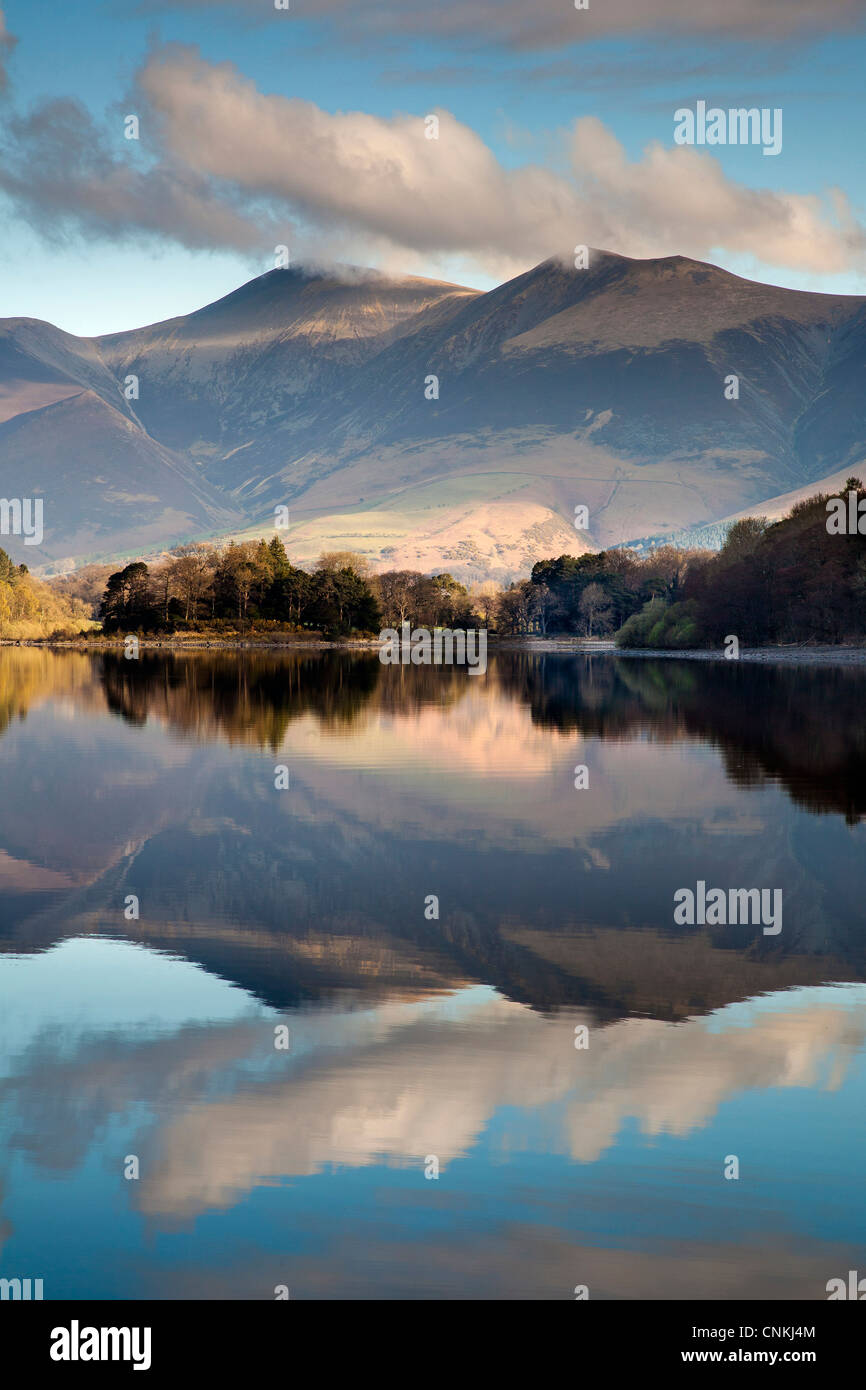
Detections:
[1, 251, 864, 579]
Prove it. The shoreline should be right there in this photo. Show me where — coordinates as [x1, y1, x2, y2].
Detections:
[2, 635, 382, 651]
[614, 645, 866, 664]
[5, 635, 866, 662]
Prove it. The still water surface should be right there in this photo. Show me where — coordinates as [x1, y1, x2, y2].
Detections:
[0, 649, 864, 1299]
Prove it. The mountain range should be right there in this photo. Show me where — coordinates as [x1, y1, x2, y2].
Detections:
[2, 250, 865, 579]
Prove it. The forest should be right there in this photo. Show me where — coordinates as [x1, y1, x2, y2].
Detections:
[96, 539, 485, 637]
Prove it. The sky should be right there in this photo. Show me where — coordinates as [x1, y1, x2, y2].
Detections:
[0, 0, 865, 336]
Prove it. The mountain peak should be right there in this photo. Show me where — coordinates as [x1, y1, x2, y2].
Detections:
[98, 263, 479, 346]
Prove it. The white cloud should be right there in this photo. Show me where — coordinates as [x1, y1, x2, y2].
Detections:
[568, 117, 866, 273]
[2, 44, 863, 283]
[139, 47, 866, 277]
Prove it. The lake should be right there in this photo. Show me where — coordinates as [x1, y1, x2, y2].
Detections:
[0, 648, 864, 1300]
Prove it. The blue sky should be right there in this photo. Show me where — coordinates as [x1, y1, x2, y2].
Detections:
[1, 0, 865, 335]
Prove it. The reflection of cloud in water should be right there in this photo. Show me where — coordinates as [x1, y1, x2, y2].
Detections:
[136, 987, 865, 1218]
[2, 943, 863, 1222]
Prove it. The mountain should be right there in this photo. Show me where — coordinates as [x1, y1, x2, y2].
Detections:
[0, 318, 242, 568]
[96, 267, 477, 472]
[1, 252, 864, 578]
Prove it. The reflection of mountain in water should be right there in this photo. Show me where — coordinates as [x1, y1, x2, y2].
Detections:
[0, 649, 865, 1021]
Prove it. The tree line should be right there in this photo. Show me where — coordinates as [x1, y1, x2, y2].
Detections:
[616, 480, 866, 648]
[98, 540, 488, 637]
[494, 545, 696, 636]
[100, 540, 379, 635]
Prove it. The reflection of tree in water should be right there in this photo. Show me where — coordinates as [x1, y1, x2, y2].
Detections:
[497, 653, 866, 822]
[499, 652, 698, 737]
[0, 649, 98, 739]
[99, 652, 384, 749]
[99, 651, 487, 748]
[373, 661, 485, 716]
